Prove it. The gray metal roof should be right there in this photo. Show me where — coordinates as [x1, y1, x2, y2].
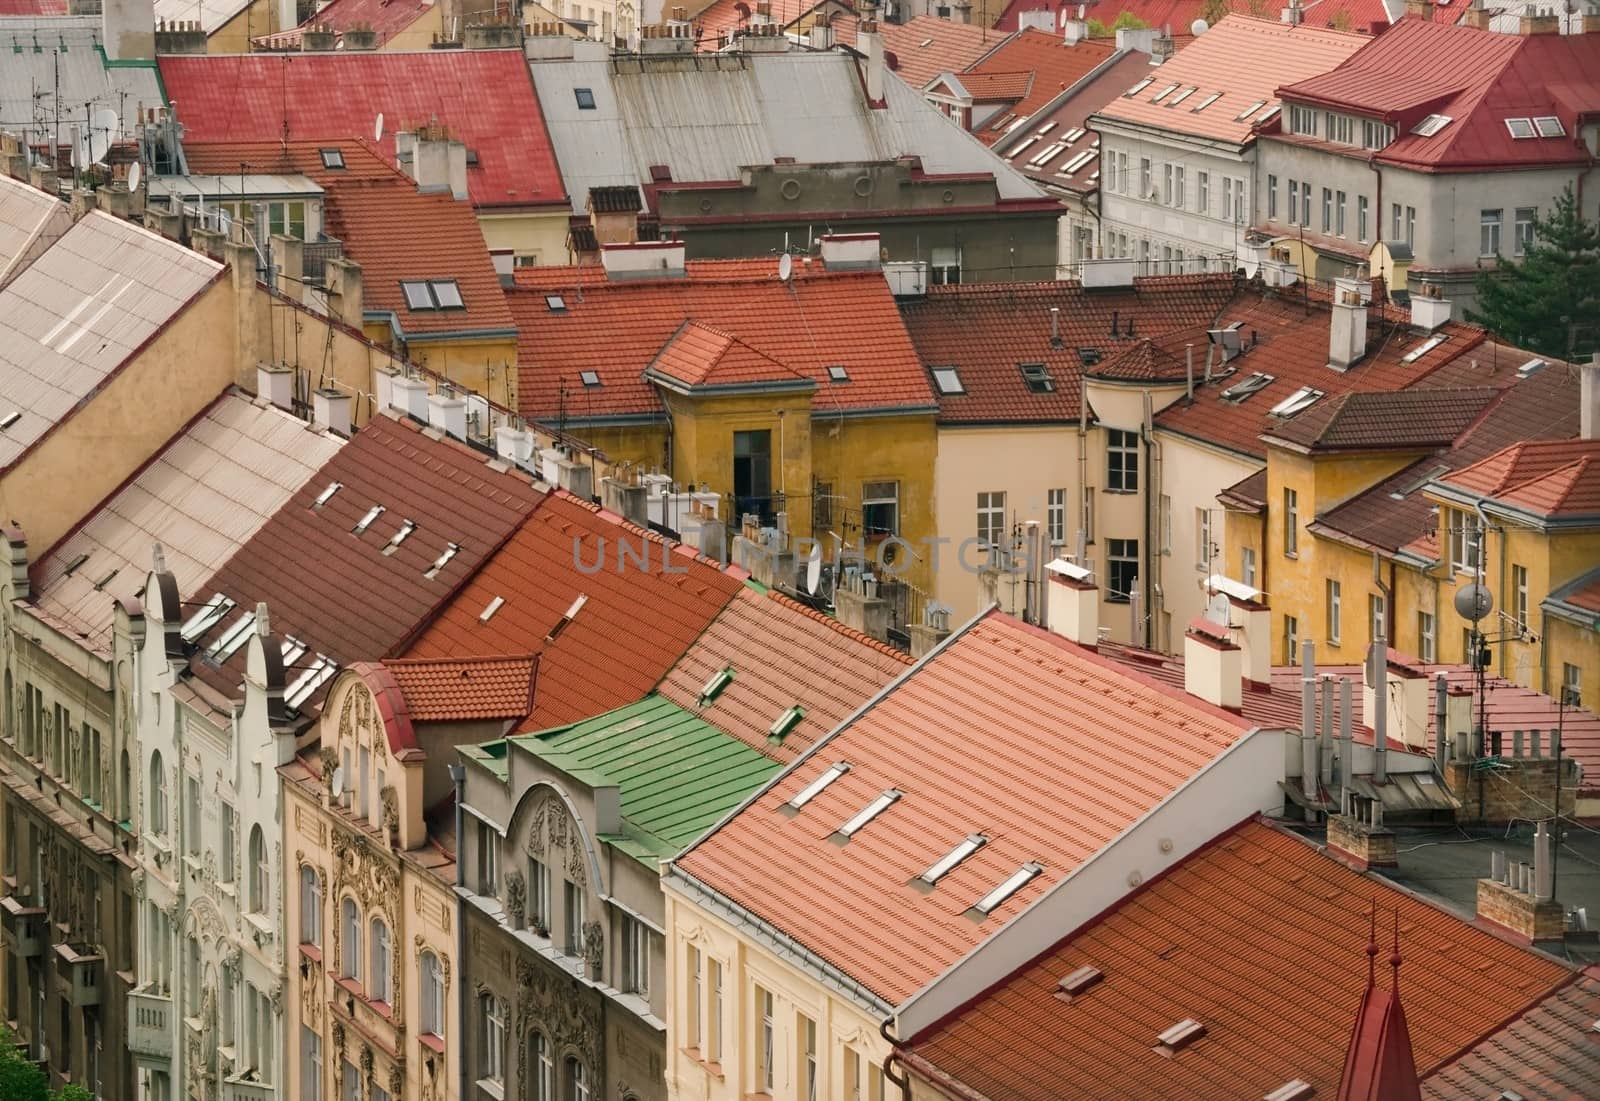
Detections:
[529, 50, 1047, 214]
[0, 174, 69, 288]
[28, 390, 344, 654]
[0, 18, 165, 140]
[0, 210, 222, 470]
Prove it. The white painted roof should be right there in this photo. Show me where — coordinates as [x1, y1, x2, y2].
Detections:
[0, 211, 222, 469]
[152, 0, 253, 36]
[0, 175, 70, 289]
[0, 18, 164, 138]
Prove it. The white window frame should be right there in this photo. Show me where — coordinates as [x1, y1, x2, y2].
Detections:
[300, 865, 321, 948]
[1284, 488, 1299, 556]
[976, 491, 1007, 549]
[1419, 611, 1436, 663]
[1047, 488, 1066, 547]
[1327, 579, 1342, 644]
[1106, 428, 1139, 492]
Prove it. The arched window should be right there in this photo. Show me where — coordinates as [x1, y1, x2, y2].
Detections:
[248, 825, 268, 913]
[341, 898, 361, 981]
[527, 1030, 552, 1100]
[419, 951, 445, 1037]
[566, 1057, 589, 1101]
[148, 751, 167, 837]
[300, 866, 322, 948]
[369, 917, 391, 1004]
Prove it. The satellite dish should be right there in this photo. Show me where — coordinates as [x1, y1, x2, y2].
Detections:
[330, 766, 346, 797]
[90, 108, 120, 164]
[127, 162, 142, 192]
[1191, 17, 1208, 33]
[804, 542, 822, 595]
[374, 112, 384, 142]
[1455, 583, 1494, 623]
[778, 252, 793, 281]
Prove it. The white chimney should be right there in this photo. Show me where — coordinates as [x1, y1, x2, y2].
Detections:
[1328, 278, 1369, 371]
[1227, 595, 1271, 688]
[495, 424, 536, 468]
[1016, 7, 1054, 31]
[861, 19, 885, 103]
[820, 232, 881, 271]
[1362, 647, 1430, 750]
[1184, 617, 1243, 710]
[1044, 558, 1098, 645]
[103, 0, 155, 59]
[601, 240, 686, 280]
[427, 391, 468, 440]
[1582, 353, 1598, 440]
[1063, 18, 1088, 43]
[390, 374, 430, 421]
[258, 365, 293, 411]
[312, 388, 351, 436]
[1409, 289, 1452, 332]
[808, 19, 835, 48]
[409, 126, 468, 200]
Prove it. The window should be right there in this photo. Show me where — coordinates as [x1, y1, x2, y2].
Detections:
[1515, 207, 1536, 254]
[1107, 428, 1139, 492]
[1322, 188, 1332, 233]
[1406, 206, 1415, 245]
[1197, 171, 1209, 214]
[1288, 177, 1299, 225]
[1512, 564, 1528, 630]
[574, 87, 596, 109]
[247, 983, 274, 1082]
[420, 951, 444, 1037]
[1358, 195, 1369, 242]
[222, 967, 237, 1049]
[369, 918, 391, 1004]
[1391, 202, 1402, 242]
[1370, 592, 1386, 643]
[1047, 488, 1066, 546]
[1267, 174, 1278, 220]
[1174, 165, 1186, 207]
[341, 898, 360, 982]
[1481, 209, 1503, 256]
[757, 985, 775, 1093]
[1362, 119, 1392, 150]
[1139, 157, 1151, 198]
[220, 803, 236, 884]
[342, 1059, 359, 1101]
[1326, 580, 1342, 644]
[1418, 612, 1436, 663]
[976, 492, 1006, 549]
[1506, 117, 1537, 139]
[1563, 663, 1582, 708]
[1284, 488, 1299, 556]
[1231, 177, 1245, 224]
[733, 430, 773, 520]
[1283, 615, 1299, 665]
[862, 481, 899, 538]
[301, 866, 321, 947]
[479, 994, 506, 1083]
[1196, 508, 1213, 571]
[1019, 362, 1053, 393]
[1336, 190, 1347, 237]
[687, 946, 703, 1050]
[930, 366, 964, 395]
[1241, 546, 1257, 588]
[477, 824, 498, 898]
[185, 775, 200, 855]
[567, 1058, 590, 1101]
[1160, 494, 1172, 554]
[930, 247, 961, 285]
[799, 1014, 818, 1101]
[528, 857, 550, 931]
[1449, 511, 1481, 576]
[301, 1027, 322, 1101]
[564, 880, 585, 957]
[319, 148, 345, 169]
[249, 825, 268, 913]
[529, 1032, 553, 1100]
[708, 958, 724, 1062]
[1107, 539, 1138, 603]
[620, 914, 649, 995]
[398, 280, 465, 311]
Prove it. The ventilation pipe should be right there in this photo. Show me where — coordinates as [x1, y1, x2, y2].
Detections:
[1339, 676, 1354, 810]
[1185, 343, 1194, 402]
[1319, 674, 1334, 787]
[1434, 671, 1449, 773]
[1300, 640, 1317, 802]
[1370, 643, 1388, 783]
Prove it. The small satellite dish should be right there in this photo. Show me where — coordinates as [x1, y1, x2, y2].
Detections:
[1190, 17, 1209, 34]
[127, 162, 142, 192]
[804, 542, 822, 595]
[374, 112, 384, 142]
[330, 766, 346, 797]
[778, 252, 793, 282]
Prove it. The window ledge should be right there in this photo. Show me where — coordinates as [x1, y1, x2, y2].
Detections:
[299, 944, 323, 965]
[475, 1078, 506, 1100]
[1103, 489, 1139, 496]
[419, 1032, 445, 1055]
[243, 911, 274, 940]
[1283, 552, 1298, 561]
[680, 1049, 725, 1082]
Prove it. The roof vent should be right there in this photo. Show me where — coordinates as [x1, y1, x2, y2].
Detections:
[352, 504, 386, 535]
[423, 542, 460, 580]
[547, 593, 588, 641]
[1155, 1018, 1206, 1056]
[1056, 964, 1103, 1000]
[787, 761, 850, 811]
[382, 519, 417, 555]
[767, 705, 805, 745]
[312, 481, 343, 509]
[0, 411, 20, 431]
[1516, 358, 1548, 378]
[1263, 1081, 1314, 1101]
[700, 665, 735, 704]
[479, 595, 505, 623]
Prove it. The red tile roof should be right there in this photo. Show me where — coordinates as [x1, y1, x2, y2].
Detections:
[898, 275, 1236, 424]
[181, 412, 545, 716]
[402, 491, 745, 730]
[1095, 16, 1368, 146]
[180, 138, 513, 337]
[957, 29, 1117, 145]
[1548, 567, 1600, 618]
[0, 0, 65, 11]
[646, 320, 814, 391]
[1422, 974, 1600, 1100]
[655, 586, 912, 763]
[1087, 335, 1189, 382]
[157, 51, 567, 210]
[996, 0, 1392, 34]
[952, 69, 1035, 101]
[509, 263, 934, 424]
[383, 654, 539, 722]
[252, 0, 434, 50]
[1262, 387, 1499, 452]
[827, 15, 1011, 91]
[902, 818, 1570, 1101]
[1440, 439, 1600, 519]
[1277, 18, 1600, 173]
[675, 610, 1254, 1004]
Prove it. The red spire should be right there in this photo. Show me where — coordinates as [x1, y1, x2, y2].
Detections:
[1338, 903, 1422, 1101]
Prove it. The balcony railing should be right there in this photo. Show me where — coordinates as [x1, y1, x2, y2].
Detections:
[128, 987, 173, 1059]
[222, 1073, 275, 1101]
[0, 896, 45, 957]
[302, 236, 344, 285]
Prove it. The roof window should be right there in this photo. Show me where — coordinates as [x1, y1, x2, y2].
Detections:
[545, 294, 567, 312]
[1077, 347, 1101, 367]
[574, 87, 596, 109]
[1008, 135, 1041, 159]
[0, 411, 19, 431]
[1056, 964, 1103, 1000]
[1505, 117, 1536, 139]
[1534, 116, 1565, 137]
[787, 761, 850, 810]
[1167, 86, 1197, 108]
[931, 366, 965, 395]
[767, 705, 805, 745]
[285, 654, 338, 710]
[546, 593, 587, 641]
[281, 635, 307, 668]
[1155, 1018, 1206, 1056]
[1411, 114, 1452, 137]
[1235, 100, 1265, 121]
[1268, 385, 1323, 417]
[423, 542, 460, 580]
[479, 595, 506, 623]
[973, 862, 1042, 916]
[313, 481, 343, 509]
[180, 593, 235, 643]
[1402, 333, 1447, 363]
[1060, 150, 1096, 175]
[1124, 76, 1153, 97]
[1264, 1080, 1314, 1101]
[382, 519, 416, 556]
[400, 280, 465, 311]
[319, 148, 345, 170]
[1063, 127, 1086, 143]
[352, 504, 386, 535]
[828, 365, 850, 383]
[1190, 92, 1221, 113]
[1150, 82, 1179, 104]
[579, 370, 602, 388]
[1028, 142, 1066, 167]
[835, 789, 901, 839]
[918, 834, 985, 886]
[208, 610, 258, 661]
[700, 665, 735, 704]
[1220, 371, 1275, 403]
[1517, 357, 1548, 378]
[1034, 121, 1057, 136]
[1019, 363, 1054, 393]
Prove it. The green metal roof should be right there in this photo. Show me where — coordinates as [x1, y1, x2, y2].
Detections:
[510, 694, 780, 862]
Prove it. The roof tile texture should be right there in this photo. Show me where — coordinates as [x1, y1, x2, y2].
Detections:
[384, 655, 537, 722]
[1442, 439, 1600, 518]
[1263, 387, 1498, 452]
[648, 320, 812, 389]
[827, 15, 1006, 91]
[961, 30, 1116, 144]
[1422, 975, 1600, 1099]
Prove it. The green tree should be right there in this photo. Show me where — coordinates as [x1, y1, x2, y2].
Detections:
[1111, 11, 1150, 29]
[52, 1086, 94, 1101]
[0, 1026, 48, 1101]
[1468, 185, 1600, 358]
[1200, 0, 1232, 25]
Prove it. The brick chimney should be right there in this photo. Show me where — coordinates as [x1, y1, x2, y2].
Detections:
[1461, 0, 1492, 30]
[1519, 12, 1560, 34]
[1476, 824, 1564, 941]
[301, 23, 337, 50]
[1402, 0, 1434, 20]
[586, 186, 643, 246]
[154, 17, 206, 54]
[1183, 616, 1242, 710]
[343, 23, 379, 50]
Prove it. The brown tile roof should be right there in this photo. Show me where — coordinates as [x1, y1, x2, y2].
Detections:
[646, 320, 815, 392]
[383, 654, 538, 722]
[181, 412, 545, 716]
[402, 491, 745, 730]
[1423, 975, 1600, 1099]
[899, 275, 1236, 424]
[1547, 566, 1600, 618]
[827, 15, 1011, 91]
[1087, 336, 1189, 383]
[587, 185, 643, 214]
[959, 30, 1118, 146]
[1262, 388, 1499, 453]
[1441, 439, 1600, 519]
[1218, 468, 1267, 512]
[655, 586, 912, 764]
[180, 139, 514, 338]
[903, 818, 1572, 1101]
[675, 610, 1253, 1005]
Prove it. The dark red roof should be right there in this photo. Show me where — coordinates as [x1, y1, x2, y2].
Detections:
[157, 51, 567, 210]
[402, 492, 745, 730]
[1277, 18, 1600, 172]
[181, 412, 544, 714]
[253, 0, 434, 49]
[902, 819, 1571, 1101]
[1262, 387, 1499, 452]
[1422, 975, 1600, 1100]
[956, 30, 1117, 145]
[0, 0, 65, 11]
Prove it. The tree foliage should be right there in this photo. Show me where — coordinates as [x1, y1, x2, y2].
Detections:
[1467, 185, 1600, 359]
[1199, 0, 1232, 25]
[1086, 12, 1149, 35]
[0, 1027, 48, 1101]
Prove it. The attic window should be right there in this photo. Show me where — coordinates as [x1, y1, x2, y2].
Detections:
[787, 761, 850, 810]
[1235, 100, 1265, 121]
[281, 635, 307, 668]
[423, 542, 460, 580]
[918, 834, 985, 885]
[546, 294, 567, 313]
[767, 705, 805, 745]
[1220, 371, 1274, 403]
[1402, 333, 1447, 363]
[479, 595, 506, 623]
[579, 370, 602, 387]
[574, 87, 596, 109]
[828, 365, 850, 383]
[400, 280, 465, 311]
[1155, 1018, 1207, 1055]
[1268, 386, 1323, 417]
[1056, 964, 1103, 999]
[1123, 77, 1153, 98]
[1167, 86, 1197, 108]
[973, 862, 1042, 916]
[1190, 92, 1221, 113]
[1150, 82, 1179, 104]
[0, 411, 20, 431]
[1019, 363, 1054, 393]
[180, 593, 236, 643]
[700, 665, 735, 704]
[1505, 117, 1536, 139]
[319, 148, 345, 169]
[352, 504, 386, 535]
[313, 481, 343, 509]
[546, 593, 587, 641]
[931, 367, 965, 395]
[285, 654, 337, 710]
[1264, 1080, 1314, 1101]
[208, 610, 258, 661]
[1533, 116, 1565, 137]
[836, 789, 902, 839]
[1411, 114, 1452, 137]
[1077, 347, 1101, 367]
[382, 519, 416, 555]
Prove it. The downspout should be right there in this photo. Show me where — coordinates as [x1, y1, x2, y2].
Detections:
[1142, 391, 1157, 650]
[881, 1016, 912, 1100]
[1387, 558, 1397, 642]
[1369, 154, 1383, 286]
[449, 763, 468, 1101]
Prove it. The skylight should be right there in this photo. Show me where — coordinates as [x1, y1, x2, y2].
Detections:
[700, 665, 735, 704]
[208, 611, 257, 661]
[1411, 114, 1452, 137]
[1190, 92, 1221, 113]
[1063, 127, 1086, 144]
[1060, 150, 1096, 175]
[1402, 334, 1447, 363]
[319, 148, 345, 169]
[546, 294, 567, 313]
[423, 542, 460, 580]
[767, 705, 805, 745]
[1235, 100, 1265, 121]
[352, 504, 385, 535]
[1220, 371, 1275, 403]
[1517, 357, 1548, 378]
[285, 655, 337, 710]
[574, 87, 596, 109]
[180, 593, 235, 643]
[479, 595, 505, 623]
[1505, 117, 1536, 139]
[1534, 116, 1565, 137]
[1008, 136, 1041, 159]
[1254, 104, 1281, 124]
[546, 593, 587, 641]
[1019, 363, 1054, 393]
[431, 280, 464, 309]
[1034, 121, 1057, 136]
[837, 789, 901, 839]
[579, 370, 602, 388]
[1124, 77, 1154, 98]
[281, 636, 307, 668]
[787, 762, 849, 810]
[1268, 386, 1324, 417]
[919, 834, 986, 885]
[1167, 86, 1197, 107]
[1150, 82, 1178, 104]
[931, 367, 965, 395]
[828, 365, 850, 383]
[400, 280, 465, 311]
[974, 862, 1042, 915]
[382, 519, 416, 556]
[1028, 142, 1066, 167]
[313, 481, 343, 509]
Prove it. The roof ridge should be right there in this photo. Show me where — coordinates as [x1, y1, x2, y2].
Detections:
[764, 589, 915, 663]
[384, 652, 540, 668]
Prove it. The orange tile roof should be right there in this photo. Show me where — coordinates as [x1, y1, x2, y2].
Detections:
[1439, 439, 1600, 519]
[827, 15, 1012, 91]
[655, 586, 912, 763]
[509, 263, 934, 424]
[1422, 974, 1600, 1099]
[903, 818, 1572, 1101]
[383, 654, 538, 722]
[675, 610, 1254, 1004]
[959, 29, 1117, 145]
[646, 320, 815, 391]
[180, 139, 513, 338]
[1095, 16, 1368, 146]
[402, 491, 745, 729]
[954, 70, 1035, 101]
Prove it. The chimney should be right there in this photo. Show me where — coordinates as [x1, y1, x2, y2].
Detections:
[820, 232, 882, 271]
[324, 258, 365, 330]
[1150, 30, 1175, 62]
[1184, 617, 1243, 710]
[1319, 674, 1335, 787]
[1461, 0, 1492, 30]
[1227, 593, 1271, 688]
[1328, 278, 1369, 371]
[1367, 642, 1388, 783]
[1300, 640, 1318, 804]
[1280, 0, 1303, 23]
[427, 390, 468, 440]
[600, 240, 686, 280]
[1363, 647, 1429, 749]
[1434, 671, 1449, 772]
[1063, 17, 1088, 43]
[343, 24, 379, 49]
[409, 122, 468, 201]
[1338, 677, 1354, 809]
[271, 233, 303, 299]
[1581, 352, 1599, 440]
[860, 18, 885, 104]
[257, 365, 293, 411]
[1402, 0, 1434, 21]
[495, 423, 537, 469]
[4, 526, 30, 601]
[390, 373, 430, 421]
[1519, 12, 1560, 34]
[1408, 286, 1451, 332]
[301, 23, 337, 50]
[950, 0, 972, 24]
[808, 15, 835, 49]
[105, 0, 157, 59]
[312, 388, 351, 436]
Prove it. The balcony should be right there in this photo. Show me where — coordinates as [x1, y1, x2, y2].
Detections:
[128, 987, 173, 1059]
[53, 942, 103, 1006]
[0, 895, 45, 957]
[222, 1073, 275, 1101]
[302, 236, 344, 286]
